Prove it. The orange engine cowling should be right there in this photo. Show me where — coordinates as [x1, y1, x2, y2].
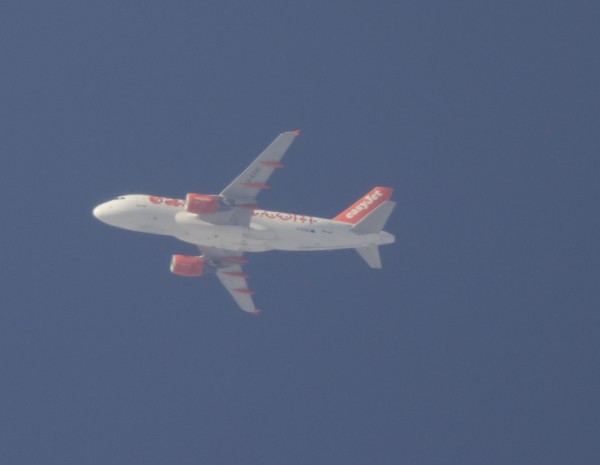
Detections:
[170, 255, 205, 277]
[185, 193, 220, 215]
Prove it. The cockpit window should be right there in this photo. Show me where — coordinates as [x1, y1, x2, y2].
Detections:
[113, 196, 126, 200]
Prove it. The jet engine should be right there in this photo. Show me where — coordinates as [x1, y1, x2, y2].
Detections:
[185, 193, 220, 215]
[170, 255, 205, 277]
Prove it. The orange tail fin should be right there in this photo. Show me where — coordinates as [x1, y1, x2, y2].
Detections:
[333, 187, 393, 224]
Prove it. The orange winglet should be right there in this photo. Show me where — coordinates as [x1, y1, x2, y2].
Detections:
[233, 288, 255, 295]
[292, 129, 301, 136]
[250, 310, 261, 317]
[241, 183, 270, 189]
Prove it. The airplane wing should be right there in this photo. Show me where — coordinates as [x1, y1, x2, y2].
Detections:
[199, 246, 259, 315]
[220, 130, 300, 204]
[193, 131, 300, 312]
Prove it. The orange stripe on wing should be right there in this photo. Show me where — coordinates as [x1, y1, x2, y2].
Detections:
[221, 271, 250, 278]
[233, 288, 255, 295]
[241, 183, 270, 189]
[260, 161, 284, 168]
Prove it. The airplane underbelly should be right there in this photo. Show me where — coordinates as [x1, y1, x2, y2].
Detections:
[268, 227, 361, 251]
[174, 212, 274, 251]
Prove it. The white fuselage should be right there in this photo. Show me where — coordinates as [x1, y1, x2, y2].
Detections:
[93, 194, 395, 252]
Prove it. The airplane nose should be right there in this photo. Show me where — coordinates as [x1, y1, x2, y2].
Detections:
[93, 205, 104, 219]
[93, 203, 111, 221]
[93, 201, 126, 228]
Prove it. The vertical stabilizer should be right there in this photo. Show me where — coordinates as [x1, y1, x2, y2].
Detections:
[333, 187, 393, 224]
[351, 201, 396, 234]
[355, 246, 382, 269]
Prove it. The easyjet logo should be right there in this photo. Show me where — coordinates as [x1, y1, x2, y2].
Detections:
[345, 190, 383, 219]
[149, 196, 184, 207]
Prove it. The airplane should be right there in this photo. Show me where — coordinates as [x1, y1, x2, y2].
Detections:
[93, 130, 396, 315]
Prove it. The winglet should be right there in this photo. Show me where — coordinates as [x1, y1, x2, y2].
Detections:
[292, 129, 301, 136]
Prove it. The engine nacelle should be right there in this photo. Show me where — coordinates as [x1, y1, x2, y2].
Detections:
[185, 193, 220, 215]
[170, 255, 205, 277]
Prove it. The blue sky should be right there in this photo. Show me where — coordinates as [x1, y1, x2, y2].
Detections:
[1, 1, 599, 464]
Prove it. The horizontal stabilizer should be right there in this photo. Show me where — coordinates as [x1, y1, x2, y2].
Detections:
[355, 246, 382, 268]
[351, 201, 396, 234]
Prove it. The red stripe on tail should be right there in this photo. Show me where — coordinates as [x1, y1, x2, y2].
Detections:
[333, 187, 393, 224]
